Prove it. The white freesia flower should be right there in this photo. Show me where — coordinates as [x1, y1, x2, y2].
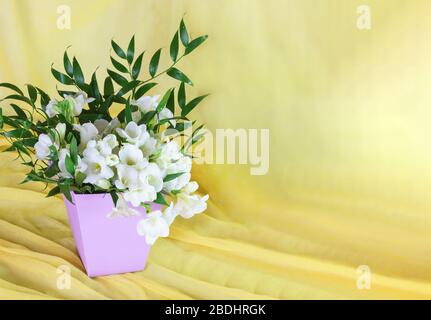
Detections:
[105, 154, 120, 166]
[83, 134, 117, 159]
[124, 186, 157, 207]
[163, 156, 192, 191]
[95, 178, 111, 190]
[156, 140, 182, 170]
[74, 123, 99, 150]
[131, 111, 141, 123]
[103, 134, 118, 149]
[107, 196, 140, 218]
[131, 95, 174, 125]
[163, 202, 178, 225]
[183, 181, 199, 194]
[139, 163, 164, 194]
[116, 162, 163, 207]
[63, 92, 95, 116]
[164, 172, 191, 192]
[34, 134, 56, 160]
[82, 140, 98, 158]
[57, 149, 70, 178]
[131, 95, 159, 113]
[96, 134, 118, 156]
[114, 164, 140, 190]
[140, 136, 157, 157]
[54, 123, 66, 144]
[94, 118, 120, 135]
[116, 122, 149, 146]
[45, 99, 59, 118]
[82, 152, 114, 184]
[57, 148, 87, 178]
[96, 139, 113, 157]
[94, 119, 109, 133]
[136, 210, 169, 245]
[118, 144, 147, 168]
[174, 182, 209, 219]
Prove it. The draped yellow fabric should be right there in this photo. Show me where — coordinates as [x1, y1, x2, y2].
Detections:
[1, 0, 431, 299]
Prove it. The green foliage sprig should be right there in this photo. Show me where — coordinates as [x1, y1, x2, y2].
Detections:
[0, 18, 209, 201]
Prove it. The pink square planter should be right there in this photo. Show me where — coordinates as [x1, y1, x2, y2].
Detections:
[64, 192, 159, 277]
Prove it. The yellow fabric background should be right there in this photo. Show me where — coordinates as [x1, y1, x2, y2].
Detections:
[1, 0, 431, 299]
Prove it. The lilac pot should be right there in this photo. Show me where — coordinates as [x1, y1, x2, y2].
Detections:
[64, 192, 159, 277]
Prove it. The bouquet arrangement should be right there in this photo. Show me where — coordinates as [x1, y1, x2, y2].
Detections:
[0, 19, 209, 246]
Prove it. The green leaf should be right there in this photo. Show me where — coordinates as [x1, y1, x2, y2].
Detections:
[163, 172, 185, 182]
[36, 87, 50, 106]
[158, 116, 188, 125]
[110, 191, 119, 206]
[174, 121, 193, 133]
[178, 82, 186, 109]
[185, 35, 208, 55]
[49, 144, 58, 161]
[166, 88, 175, 114]
[10, 104, 27, 119]
[65, 155, 75, 175]
[45, 163, 59, 178]
[117, 80, 140, 97]
[107, 69, 128, 86]
[70, 136, 78, 164]
[125, 98, 132, 123]
[75, 171, 86, 185]
[140, 110, 157, 124]
[89, 72, 101, 103]
[156, 88, 174, 113]
[1, 116, 19, 129]
[193, 123, 205, 136]
[111, 40, 127, 59]
[98, 96, 114, 114]
[135, 82, 157, 99]
[112, 96, 127, 104]
[46, 185, 61, 197]
[60, 183, 73, 204]
[0, 108, 3, 129]
[103, 77, 114, 97]
[170, 32, 179, 62]
[63, 48, 73, 77]
[72, 57, 85, 88]
[21, 137, 38, 147]
[179, 19, 189, 46]
[192, 132, 206, 145]
[167, 68, 193, 86]
[79, 112, 110, 123]
[127, 35, 135, 65]
[110, 56, 129, 73]
[57, 89, 76, 98]
[1, 94, 32, 105]
[0, 83, 24, 95]
[21, 161, 34, 167]
[181, 94, 209, 116]
[154, 192, 168, 206]
[51, 67, 74, 85]
[2, 128, 33, 138]
[26, 84, 37, 104]
[132, 52, 144, 80]
[12, 141, 30, 155]
[149, 49, 162, 77]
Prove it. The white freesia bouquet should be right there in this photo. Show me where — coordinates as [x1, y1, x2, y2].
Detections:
[0, 19, 209, 245]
